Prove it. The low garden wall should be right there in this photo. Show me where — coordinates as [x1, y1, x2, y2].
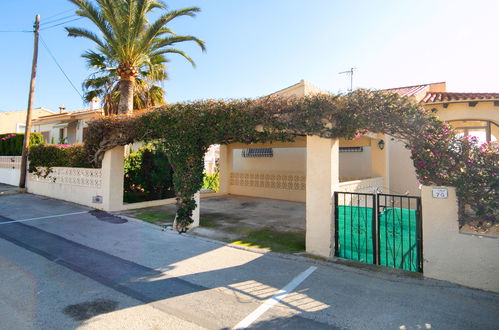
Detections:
[338, 176, 384, 194]
[422, 186, 499, 293]
[229, 171, 306, 202]
[25, 146, 197, 226]
[225, 173, 384, 203]
[28, 167, 105, 209]
[0, 156, 21, 186]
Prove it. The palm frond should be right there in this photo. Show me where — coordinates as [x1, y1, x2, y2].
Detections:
[68, 0, 203, 113]
[153, 35, 206, 52]
[153, 48, 196, 67]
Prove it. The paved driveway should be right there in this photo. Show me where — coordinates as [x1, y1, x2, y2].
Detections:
[0, 193, 498, 329]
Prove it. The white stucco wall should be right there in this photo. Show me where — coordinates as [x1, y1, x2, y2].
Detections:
[0, 156, 21, 186]
[339, 147, 372, 178]
[0, 168, 20, 186]
[422, 186, 499, 293]
[232, 148, 306, 174]
[232, 146, 373, 179]
[388, 139, 420, 196]
[27, 167, 106, 210]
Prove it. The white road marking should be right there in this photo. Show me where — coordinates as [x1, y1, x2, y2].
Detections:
[233, 266, 318, 329]
[0, 211, 88, 225]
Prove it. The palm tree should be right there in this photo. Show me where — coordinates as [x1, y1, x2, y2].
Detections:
[82, 50, 167, 115]
[66, 0, 205, 115]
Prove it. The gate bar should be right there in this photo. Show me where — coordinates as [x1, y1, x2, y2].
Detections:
[416, 196, 423, 272]
[333, 192, 339, 257]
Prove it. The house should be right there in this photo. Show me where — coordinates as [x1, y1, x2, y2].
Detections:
[0, 108, 54, 134]
[212, 80, 498, 202]
[385, 82, 499, 195]
[31, 100, 103, 144]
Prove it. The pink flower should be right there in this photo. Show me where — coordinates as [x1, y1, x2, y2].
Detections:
[56, 144, 71, 148]
[418, 161, 427, 167]
[170, 164, 175, 169]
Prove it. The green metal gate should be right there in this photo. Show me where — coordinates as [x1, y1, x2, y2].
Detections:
[334, 192, 423, 272]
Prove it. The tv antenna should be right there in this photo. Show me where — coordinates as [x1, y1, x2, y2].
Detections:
[339, 67, 356, 92]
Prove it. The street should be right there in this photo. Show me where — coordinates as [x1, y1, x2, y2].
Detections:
[0, 193, 498, 329]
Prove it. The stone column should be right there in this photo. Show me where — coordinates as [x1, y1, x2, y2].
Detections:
[101, 146, 125, 211]
[306, 136, 340, 258]
[371, 134, 389, 191]
[218, 144, 233, 195]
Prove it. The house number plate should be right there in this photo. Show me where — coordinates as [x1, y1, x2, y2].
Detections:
[432, 188, 448, 199]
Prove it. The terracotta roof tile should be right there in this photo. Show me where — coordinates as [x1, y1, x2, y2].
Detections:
[422, 92, 499, 103]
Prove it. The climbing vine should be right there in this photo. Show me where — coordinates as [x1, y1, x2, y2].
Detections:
[84, 90, 498, 231]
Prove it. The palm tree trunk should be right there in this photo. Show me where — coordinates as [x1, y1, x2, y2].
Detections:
[118, 78, 134, 115]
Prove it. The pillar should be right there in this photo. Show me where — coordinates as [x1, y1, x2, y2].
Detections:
[218, 144, 233, 194]
[306, 136, 340, 257]
[101, 146, 125, 211]
[190, 192, 201, 229]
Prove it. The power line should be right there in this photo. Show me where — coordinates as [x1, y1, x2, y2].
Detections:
[40, 14, 78, 26]
[41, 17, 83, 31]
[39, 35, 83, 99]
[44, 8, 75, 21]
[0, 30, 32, 33]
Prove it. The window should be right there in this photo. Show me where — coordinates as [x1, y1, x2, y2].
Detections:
[449, 120, 498, 143]
[241, 148, 273, 158]
[59, 128, 66, 144]
[339, 147, 364, 152]
[41, 131, 50, 142]
[16, 123, 26, 133]
[82, 127, 88, 142]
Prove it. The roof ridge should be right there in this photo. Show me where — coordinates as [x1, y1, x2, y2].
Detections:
[380, 82, 446, 91]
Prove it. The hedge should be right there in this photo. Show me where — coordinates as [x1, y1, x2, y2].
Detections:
[28, 144, 94, 174]
[0, 133, 43, 156]
[124, 143, 175, 203]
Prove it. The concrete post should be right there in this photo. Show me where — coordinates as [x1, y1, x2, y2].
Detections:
[190, 192, 201, 229]
[218, 144, 233, 195]
[421, 186, 499, 292]
[306, 136, 340, 258]
[371, 135, 389, 191]
[101, 146, 125, 211]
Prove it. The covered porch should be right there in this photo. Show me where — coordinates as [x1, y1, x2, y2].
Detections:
[206, 134, 389, 257]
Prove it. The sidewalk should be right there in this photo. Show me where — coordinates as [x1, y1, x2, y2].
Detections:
[0, 183, 23, 196]
[1, 193, 498, 329]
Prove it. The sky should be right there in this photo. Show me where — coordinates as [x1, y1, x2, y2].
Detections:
[1, 0, 499, 113]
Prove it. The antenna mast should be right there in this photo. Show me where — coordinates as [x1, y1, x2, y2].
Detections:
[339, 67, 356, 92]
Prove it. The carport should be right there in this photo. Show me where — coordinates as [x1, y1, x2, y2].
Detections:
[203, 133, 389, 258]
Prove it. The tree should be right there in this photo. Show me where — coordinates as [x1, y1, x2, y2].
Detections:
[82, 50, 167, 115]
[66, 0, 205, 115]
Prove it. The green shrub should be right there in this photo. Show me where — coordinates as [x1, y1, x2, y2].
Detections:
[124, 143, 175, 203]
[0, 133, 43, 156]
[28, 144, 93, 173]
[202, 172, 219, 191]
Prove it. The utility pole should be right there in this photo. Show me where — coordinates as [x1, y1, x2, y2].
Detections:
[19, 14, 40, 188]
[339, 67, 356, 92]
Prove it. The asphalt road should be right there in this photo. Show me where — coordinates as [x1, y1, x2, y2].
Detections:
[0, 193, 498, 329]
